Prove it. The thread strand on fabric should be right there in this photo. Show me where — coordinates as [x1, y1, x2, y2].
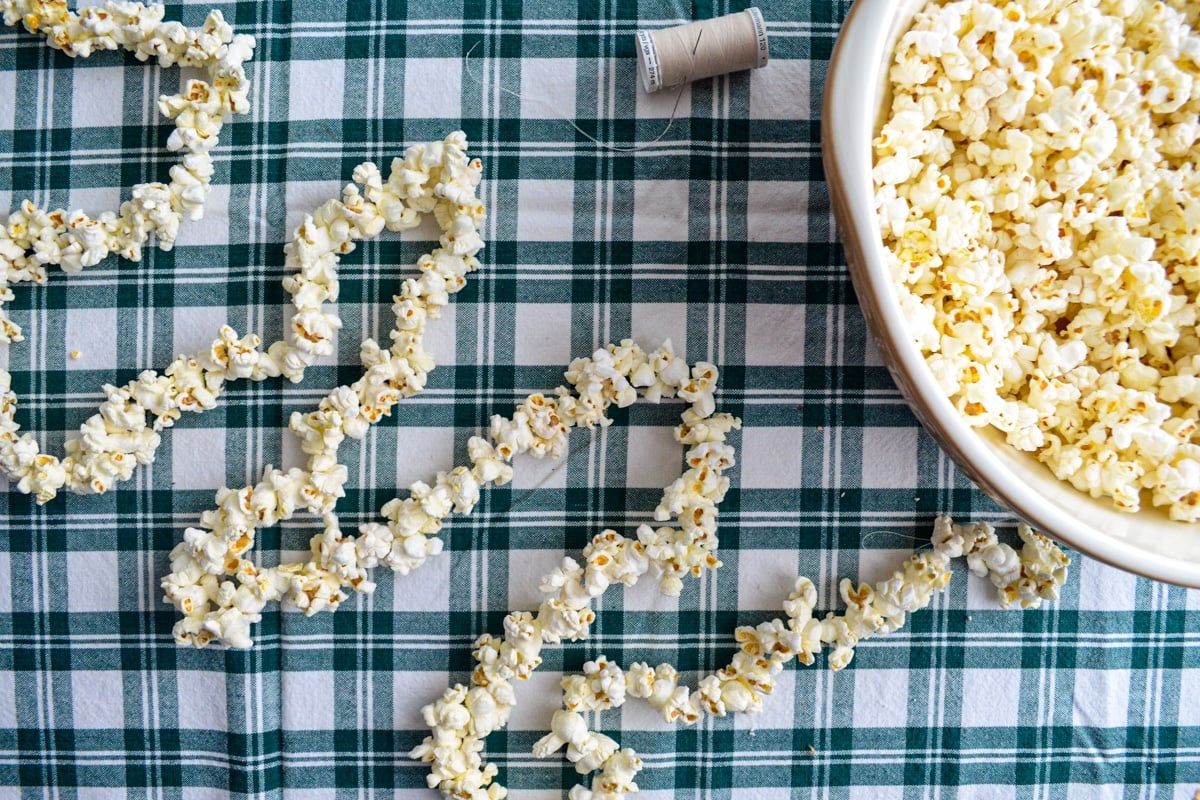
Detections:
[463, 40, 688, 153]
[461, 9, 768, 153]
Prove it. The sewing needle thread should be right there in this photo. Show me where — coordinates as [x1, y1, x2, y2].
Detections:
[463, 39, 688, 153]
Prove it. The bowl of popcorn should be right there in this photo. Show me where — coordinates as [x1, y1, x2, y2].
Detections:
[823, 0, 1200, 586]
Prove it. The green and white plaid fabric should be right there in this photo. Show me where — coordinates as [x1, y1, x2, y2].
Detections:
[2, 1, 1199, 797]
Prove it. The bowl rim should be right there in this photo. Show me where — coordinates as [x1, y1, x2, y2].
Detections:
[821, 0, 1200, 588]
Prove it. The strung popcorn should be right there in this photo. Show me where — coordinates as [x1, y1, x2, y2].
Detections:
[411, 369, 740, 799]
[0, 1, 255, 343]
[158, 135, 488, 647]
[534, 519, 1069, 799]
[418, 515, 1068, 800]
[163, 338, 730, 649]
[933, 516, 1070, 608]
[1, 133, 479, 505]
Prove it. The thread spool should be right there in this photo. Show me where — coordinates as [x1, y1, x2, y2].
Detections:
[636, 7, 769, 94]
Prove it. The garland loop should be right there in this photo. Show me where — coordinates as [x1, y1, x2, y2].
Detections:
[0, 0, 256, 341]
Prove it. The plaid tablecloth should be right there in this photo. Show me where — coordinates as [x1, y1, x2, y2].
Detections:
[2, 1, 1200, 798]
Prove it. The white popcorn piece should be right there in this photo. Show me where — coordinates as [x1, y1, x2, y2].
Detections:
[467, 436, 514, 485]
[561, 656, 626, 712]
[567, 748, 642, 800]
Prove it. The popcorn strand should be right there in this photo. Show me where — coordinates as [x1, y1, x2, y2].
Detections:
[542, 519, 1070, 800]
[0, 132, 481, 505]
[410, 366, 739, 800]
[162, 338, 731, 649]
[155, 134, 487, 648]
[876, 0, 1200, 519]
[416, 516, 1069, 800]
[0, 0, 256, 342]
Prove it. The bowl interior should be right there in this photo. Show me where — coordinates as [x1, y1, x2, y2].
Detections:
[822, 0, 1200, 585]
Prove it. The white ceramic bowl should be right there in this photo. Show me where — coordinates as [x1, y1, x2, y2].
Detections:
[822, 0, 1200, 587]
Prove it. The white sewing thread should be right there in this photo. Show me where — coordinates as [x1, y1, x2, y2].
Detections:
[462, 41, 688, 154]
[463, 9, 768, 155]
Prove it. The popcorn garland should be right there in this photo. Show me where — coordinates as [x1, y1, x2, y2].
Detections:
[0, 0, 260, 501]
[149, 133, 486, 649]
[399, 354, 738, 800]
[161, 336, 730, 649]
[415, 517, 1070, 800]
[1, 131, 481, 505]
[0, 0, 256, 343]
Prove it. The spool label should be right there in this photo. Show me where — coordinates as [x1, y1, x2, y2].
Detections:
[748, 7, 769, 68]
[636, 29, 662, 92]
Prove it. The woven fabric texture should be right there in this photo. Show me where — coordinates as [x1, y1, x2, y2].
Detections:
[1, 1, 1199, 798]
